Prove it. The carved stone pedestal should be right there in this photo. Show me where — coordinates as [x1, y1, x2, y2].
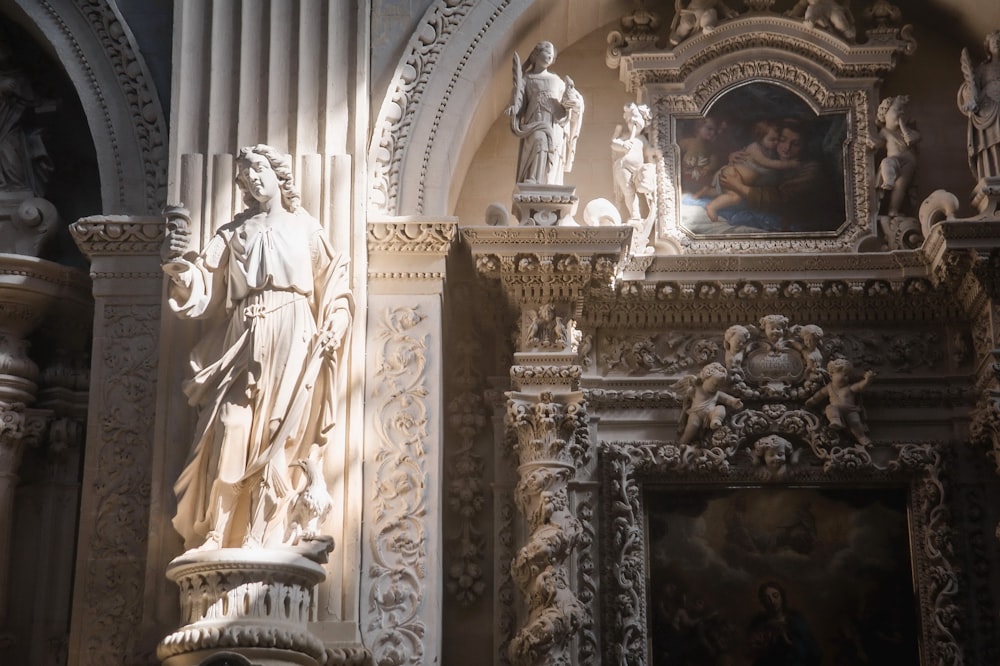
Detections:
[158, 550, 328, 666]
[512, 184, 578, 226]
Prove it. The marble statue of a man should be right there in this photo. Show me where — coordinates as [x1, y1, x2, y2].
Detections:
[506, 41, 584, 186]
[162, 144, 353, 551]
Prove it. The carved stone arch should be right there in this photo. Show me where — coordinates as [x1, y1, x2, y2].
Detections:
[368, 0, 625, 217]
[2, 0, 167, 214]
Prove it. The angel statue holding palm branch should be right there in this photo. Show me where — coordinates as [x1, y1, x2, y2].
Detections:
[506, 41, 584, 186]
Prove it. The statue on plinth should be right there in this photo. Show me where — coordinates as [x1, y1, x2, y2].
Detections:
[506, 41, 584, 186]
[162, 144, 353, 553]
[959, 30, 1000, 183]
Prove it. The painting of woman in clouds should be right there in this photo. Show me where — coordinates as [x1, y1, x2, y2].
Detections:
[645, 487, 919, 665]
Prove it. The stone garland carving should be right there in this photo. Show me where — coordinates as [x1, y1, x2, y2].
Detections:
[599, 331, 720, 375]
[446, 402, 488, 608]
[496, 493, 517, 666]
[47, 0, 167, 210]
[367, 306, 430, 666]
[600, 439, 962, 665]
[444, 351, 488, 605]
[367, 221, 456, 255]
[505, 392, 589, 665]
[583, 275, 955, 328]
[79, 304, 158, 664]
[575, 498, 598, 664]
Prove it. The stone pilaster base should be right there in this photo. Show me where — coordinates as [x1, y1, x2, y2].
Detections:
[158, 549, 327, 666]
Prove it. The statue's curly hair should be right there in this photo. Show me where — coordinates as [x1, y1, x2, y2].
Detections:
[235, 144, 301, 213]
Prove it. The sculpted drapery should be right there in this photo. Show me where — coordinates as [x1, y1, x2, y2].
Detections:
[960, 31, 1000, 182]
[507, 41, 584, 186]
[163, 145, 353, 551]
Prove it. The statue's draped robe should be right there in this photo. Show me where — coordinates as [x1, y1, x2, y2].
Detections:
[167, 211, 352, 548]
[962, 63, 1000, 181]
[513, 71, 578, 185]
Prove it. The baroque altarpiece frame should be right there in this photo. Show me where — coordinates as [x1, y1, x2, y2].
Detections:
[609, 13, 916, 253]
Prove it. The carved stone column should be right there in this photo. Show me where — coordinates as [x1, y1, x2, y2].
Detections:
[362, 218, 457, 666]
[68, 215, 164, 665]
[924, 219, 1000, 477]
[463, 226, 631, 666]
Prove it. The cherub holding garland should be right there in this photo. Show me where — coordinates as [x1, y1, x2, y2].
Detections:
[674, 362, 744, 445]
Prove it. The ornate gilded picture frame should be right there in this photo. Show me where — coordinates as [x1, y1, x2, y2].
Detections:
[599, 440, 960, 666]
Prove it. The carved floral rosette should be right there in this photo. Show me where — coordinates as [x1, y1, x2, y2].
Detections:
[598, 439, 962, 665]
[157, 549, 327, 665]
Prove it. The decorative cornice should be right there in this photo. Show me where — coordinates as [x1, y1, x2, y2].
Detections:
[367, 219, 458, 255]
[69, 215, 164, 256]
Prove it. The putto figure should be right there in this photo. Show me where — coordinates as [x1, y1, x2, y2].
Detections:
[162, 144, 354, 552]
[959, 30, 1000, 182]
[806, 358, 874, 446]
[674, 362, 744, 446]
[506, 41, 584, 186]
[870, 95, 920, 216]
[611, 103, 658, 223]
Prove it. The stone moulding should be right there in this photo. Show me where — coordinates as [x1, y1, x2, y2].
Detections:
[599, 439, 962, 665]
[35, 0, 167, 213]
[158, 549, 327, 664]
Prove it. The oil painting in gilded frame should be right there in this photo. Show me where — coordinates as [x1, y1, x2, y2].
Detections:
[676, 82, 849, 237]
[644, 486, 919, 665]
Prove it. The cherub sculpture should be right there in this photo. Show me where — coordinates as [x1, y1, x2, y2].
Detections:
[786, 0, 856, 41]
[794, 324, 824, 375]
[611, 103, 658, 223]
[506, 41, 584, 186]
[724, 324, 750, 369]
[870, 95, 920, 216]
[959, 30, 1000, 183]
[668, 0, 739, 46]
[674, 362, 744, 445]
[759, 314, 790, 351]
[751, 435, 798, 478]
[805, 358, 875, 446]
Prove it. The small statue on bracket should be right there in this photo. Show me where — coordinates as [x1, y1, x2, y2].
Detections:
[959, 30, 1000, 184]
[870, 95, 920, 217]
[506, 41, 584, 186]
[805, 358, 875, 446]
[674, 362, 744, 445]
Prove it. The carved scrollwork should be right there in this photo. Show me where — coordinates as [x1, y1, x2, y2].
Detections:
[368, 306, 431, 666]
[367, 220, 457, 254]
